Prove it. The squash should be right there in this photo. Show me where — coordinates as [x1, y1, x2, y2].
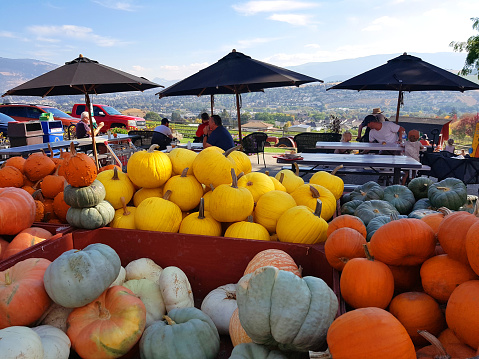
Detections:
[63, 179, 106, 208]
[325, 227, 367, 271]
[230, 343, 289, 359]
[62, 142, 97, 187]
[254, 190, 296, 234]
[179, 198, 222, 237]
[40, 166, 65, 199]
[236, 266, 338, 352]
[326, 214, 367, 238]
[349, 181, 384, 201]
[428, 177, 467, 210]
[291, 184, 336, 221]
[0, 165, 24, 187]
[66, 200, 115, 229]
[0, 187, 36, 235]
[0, 326, 44, 359]
[110, 196, 137, 229]
[274, 164, 304, 194]
[277, 200, 328, 244]
[168, 147, 197, 175]
[225, 216, 270, 241]
[192, 145, 239, 187]
[2, 226, 52, 259]
[135, 190, 182, 233]
[32, 325, 71, 359]
[123, 279, 166, 328]
[24, 152, 56, 182]
[0, 258, 51, 329]
[383, 184, 416, 214]
[243, 249, 301, 277]
[326, 307, 416, 359]
[159, 266, 194, 312]
[340, 244, 394, 309]
[127, 144, 173, 188]
[354, 199, 398, 225]
[200, 284, 237, 335]
[140, 307, 220, 359]
[43, 243, 121, 308]
[408, 177, 434, 200]
[163, 167, 203, 211]
[133, 186, 163, 207]
[237, 172, 275, 203]
[125, 258, 163, 284]
[96, 166, 135, 209]
[67, 285, 146, 359]
[229, 308, 252, 347]
[340, 199, 364, 215]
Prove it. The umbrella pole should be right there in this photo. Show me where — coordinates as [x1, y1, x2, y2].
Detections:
[395, 90, 403, 124]
[236, 93, 242, 142]
[85, 94, 99, 170]
[210, 94, 214, 115]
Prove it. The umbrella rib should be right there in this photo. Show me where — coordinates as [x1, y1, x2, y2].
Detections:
[43, 86, 55, 98]
[70, 85, 87, 94]
[198, 88, 207, 96]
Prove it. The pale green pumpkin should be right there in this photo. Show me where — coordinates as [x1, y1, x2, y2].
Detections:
[230, 343, 289, 359]
[96, 167, 135, 209]
[236, 266, 338, 352]
[66, 200, 115, 229]
[63, 179, 106, 208]
[140, 307, 220, 359]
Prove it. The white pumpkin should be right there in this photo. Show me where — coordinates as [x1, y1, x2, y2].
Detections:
[159, 266, 194, 312]
[123, 279, 166, 328]
[32, 325, 71, 359]
[125, 258, 163, 285]
[0, 326, 44, 358]
[110, 266, 127, 287]
[200, 284, 237, 335]
[36, 302, 73, 333]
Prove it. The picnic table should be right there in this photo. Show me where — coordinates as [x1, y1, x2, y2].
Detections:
[0, 140, 79, 158]
[315, 141, 403, 152]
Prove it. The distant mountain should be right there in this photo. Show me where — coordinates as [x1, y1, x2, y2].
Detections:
[152, 77, 179, 88]
[287, 52, 469, 82]
[0, 57, 58, 93]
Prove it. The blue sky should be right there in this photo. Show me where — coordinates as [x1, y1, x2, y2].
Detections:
[1, 0, 478, 82]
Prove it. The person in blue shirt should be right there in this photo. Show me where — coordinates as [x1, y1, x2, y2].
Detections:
[203, 115, 235, 151]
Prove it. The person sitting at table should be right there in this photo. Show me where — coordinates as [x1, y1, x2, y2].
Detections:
[420, 134, 430, 146]
[367, 117, 405, 155]
[152, 118, 175, 150]
[356, 108, 387, 143]
[401, 129, 425, 185]
[203, 115, 235, 151]
[444, 138, 455, 154]
[195, 112, 209, 142]
[334, 130, 352, 154]
[76, 111, 104, 139]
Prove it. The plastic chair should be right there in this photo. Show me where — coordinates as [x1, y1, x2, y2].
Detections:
[293, 132, 342, 153]
[151, 131, 171, 151]
[128, 130, 155, 149]
[241, 132, 268, 167]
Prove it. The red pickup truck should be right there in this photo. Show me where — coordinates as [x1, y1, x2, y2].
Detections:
[71, 104, 146, 132]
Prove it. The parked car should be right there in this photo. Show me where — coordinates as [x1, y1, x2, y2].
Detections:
[0, 103, 78, 128]
[71, 104, 146, 132]
[0, 112, 17, 136]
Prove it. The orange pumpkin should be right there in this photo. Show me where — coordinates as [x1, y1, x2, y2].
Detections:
[420, 254, 477, 303]
[325, 227, 367, 271]
[326, 214, 367, 238]
[0, 237, 9, 260]
[389, 292, 445, 346]
[0, 187, 36, 235]
[438, 328, 462, 346]
[0, 166, 24, 187]
[40, 167, 66, 199]
[416, 330, 477, 359]
[243, 249, 301, 277]
[466, 221, 479, 276]
[2, 227, 53, 259]
[0, 258, 52, 329]
[340, 244, 394, 309]
[229, 308, 252, 347]
[52, 191, 70, 223]
[4, 156, 25, 174]
[33, 199, 45, 222]
[388, 265, 422, 294]
[420, 207, 451, 235]
[327, 307, 416, 359]
[23, 152, 56, 182]
[62, 142, 97, 187]
[67, 285, 146, 358]
[99, 164, 122, 173]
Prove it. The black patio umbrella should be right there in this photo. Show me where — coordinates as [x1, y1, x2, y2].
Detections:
[2, 54, 163, 167]
[157, 49, 322, 140]
[327, 52, 479, 123]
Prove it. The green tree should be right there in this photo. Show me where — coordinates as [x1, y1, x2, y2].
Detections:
[240, 111, 252, 124]
[171, 111, 182, 122]
[144, 111, 162, 121]
[450, 17, 479, 78]
[451, 113, 479, 139]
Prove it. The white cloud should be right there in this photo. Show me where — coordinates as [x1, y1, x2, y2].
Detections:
[233, 1, 318, 15]
[0, 31, 17, 38]
[27, 25, 126, 47]
[362, 16, 401, 32]
[92, 0, 139, 11]
[305, 43, 321, 49]
[268, 13, 315, 26]
[159, 63, 209, 81]
[132, 65, 146, 72]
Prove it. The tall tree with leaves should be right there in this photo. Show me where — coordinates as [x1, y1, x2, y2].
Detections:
[450, 17, 479, 78]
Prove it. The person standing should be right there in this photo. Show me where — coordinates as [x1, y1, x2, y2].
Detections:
[203, 115, 235, 151]
[195, 113, 209, 142]
[367, 117, 405, 155]
[75, 111, 104, 139]
[401, 129, 425, 185]
[356, 108, 387, 142]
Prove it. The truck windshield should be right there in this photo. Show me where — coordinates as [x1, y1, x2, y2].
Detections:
[43, 107, 73, 118]
[102, 106, 122, 115]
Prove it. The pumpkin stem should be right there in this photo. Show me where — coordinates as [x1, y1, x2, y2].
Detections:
[121, 197, 130, 216]
[247, 215, 254, 223]
[112, 166, 120, 180]
[163, 190, 172, 201]
[390, 212, 399, 221]
[97, 301, 110, 319]
[69, 142, 77, 156]
[237, 172, 245, 181]
[198, 198, 206, 220]
[48, 143, 54, 157]
[224, 145, 242, 157]
[41, 149, 47, 156]
[417, 330, 450, 359]
[230, 168, 238, 189]
[309, 351, 331, 358]
[265, 170, 269, 176]
[181, 167, 189, 177]
[279, 172, 284, 184]
[331, 165, 344, 176]
[209, 184, 215, 192]
[32, 189, 44, 201]
[363, 244, 374, 261]
[294, 162, 299, 177]
[33, 180, 42, 190]
[309, 185, 320, 198]
[437, 207, 452, 216]
[313, 199, 323, 218]
[4, 270, 11, 285]
[225, 290, 236, 300]
[163, 315, 176, 325]
[147, 144, 159, 152]
[436, 186, 449, 192]
[360, 190, 366, 197]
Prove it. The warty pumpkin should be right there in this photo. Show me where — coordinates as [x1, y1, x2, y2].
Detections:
[163, 167, 203, 211]
[224, 215, 270, 241]
[4, 156, 25, 174]
[135, 190, 182, 233]
[2, 226, 52, 260]
[24, 152, 56, 182]
[0, 187, 36, 235]
[237, 172, 275, 203]
[35, 302, 73, 333]
[96, 166, 135, 209]
[179, 198, 222, 237]
[0, 165, 24, 187]
[40, 166, 65, 199]
[111, 196, 137, 229]
[253, 190, 296, 233]
[192, 145, 240, 187]
[62, 142, 97, 187]
[67, 285, 146, 359]
[127, 144, 172, 188]
[325, 227, 367, 271]
[243, 249, 301, 277]
[0, 258, 52, 329]
[274, 163, 304, 193]
[291, 184, 336, 221]
[309, 165, 345, 200]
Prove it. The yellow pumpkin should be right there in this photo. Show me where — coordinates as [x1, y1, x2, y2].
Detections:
[96, 167, 135, 209]
[202, 187, 214, 213]
[192, 146, 238, 187]
[135, 190, 182, 232]
[209, 169, 254, 223]
[133, 187, 163, 207]
[179, 198, 222, 236]
[127, 145, 172, 188]
[274, 164, 304, 193]
[168, 148, 197, 176]
[163, 167, 203, 211]
[310, 165, 344, 200]
[111, 197, 136, 229]
[224, 216, 270, 241]
[291, 184, 336, 221]
[254, 190, 297, 233]
[237, 172, 275, 203]
[276, 200, 328, 244]
[228, 150, 252, 175]
[265, 170, 287, 192]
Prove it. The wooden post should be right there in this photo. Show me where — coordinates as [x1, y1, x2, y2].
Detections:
[85, 94, 99, 170]
[236, 92, 242, 142]
[395, 89, 403, 124]
[210, 94, 214, 116]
